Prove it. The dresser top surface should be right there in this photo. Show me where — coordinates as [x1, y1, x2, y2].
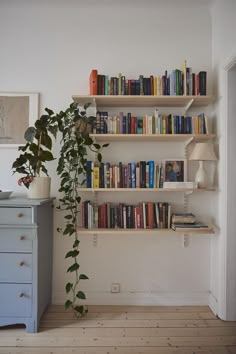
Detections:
[0, 197, 55, 207]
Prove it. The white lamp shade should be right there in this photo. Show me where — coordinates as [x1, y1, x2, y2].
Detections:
[189, 143, 217, 161]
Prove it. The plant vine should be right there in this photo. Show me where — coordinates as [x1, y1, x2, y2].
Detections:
[56, 102, 108, 318]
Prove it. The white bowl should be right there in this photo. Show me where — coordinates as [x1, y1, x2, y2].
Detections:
[0, 190, 13, 199]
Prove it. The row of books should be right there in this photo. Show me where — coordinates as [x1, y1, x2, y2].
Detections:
[89, 66, 207, 96]
[81, 201, 172, 229]
[86, 160, 164, 189]
[93, 111, 208, 135]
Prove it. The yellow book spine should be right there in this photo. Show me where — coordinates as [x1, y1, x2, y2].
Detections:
[163, 115, 166, 134]
[156, 76, 160, 96]
[171, 114, 174, 134]
[93, 166, 100, 188]
[154, 76, 157, 96]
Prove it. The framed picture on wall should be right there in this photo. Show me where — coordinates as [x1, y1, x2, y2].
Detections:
[163, 159, 187, 182]
[0, 93, 39, 146]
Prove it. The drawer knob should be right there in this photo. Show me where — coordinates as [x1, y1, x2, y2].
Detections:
[19, 261, 25, 267]
[19, 236, 25, 240]
[17, 213, 23, 218]
[19, 293, 24, 298]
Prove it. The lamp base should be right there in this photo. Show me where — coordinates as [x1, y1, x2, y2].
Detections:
[195, 161, 208, 188]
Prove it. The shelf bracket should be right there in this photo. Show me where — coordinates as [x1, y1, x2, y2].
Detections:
[184, 99, 194, 113]
[182, 234, 189, 247]
[182, 191, 190, 247]
[93, 233, 98, 247]
[184, 137, 194, 147]
[184, 190, 193, 196]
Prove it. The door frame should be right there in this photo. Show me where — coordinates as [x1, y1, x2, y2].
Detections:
[218, 54, 236, 320]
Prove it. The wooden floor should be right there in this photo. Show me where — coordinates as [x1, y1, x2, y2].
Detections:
[1, 305, 236, 354]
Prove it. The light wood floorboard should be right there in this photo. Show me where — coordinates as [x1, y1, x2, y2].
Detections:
[0, 305, 236, 354]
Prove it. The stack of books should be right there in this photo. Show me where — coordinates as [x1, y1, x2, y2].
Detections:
[171, 213, 209, 231]
[163, 182, 198, 189]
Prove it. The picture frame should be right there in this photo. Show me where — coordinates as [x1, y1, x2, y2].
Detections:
[0, 92, 39, 147]
[163, 159, 187, 182]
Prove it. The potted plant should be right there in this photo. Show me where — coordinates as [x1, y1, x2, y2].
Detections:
[56, 102, 108, 318]
[12, 108, 58, 198]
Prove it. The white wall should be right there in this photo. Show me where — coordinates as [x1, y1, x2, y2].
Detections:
[0, 0, 213, 305]
[210, 0, 236, 319]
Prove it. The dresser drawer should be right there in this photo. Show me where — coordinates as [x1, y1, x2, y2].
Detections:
[0, 284, 32, 317]
[0, 253, 32, 282]
[0, 229, 34, 252]
[0, 207, 33, 225]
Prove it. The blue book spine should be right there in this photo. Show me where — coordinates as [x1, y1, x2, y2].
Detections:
[127, 112, 131, 134]
[131, 161, 136, 188]
[148, 160, 154, 188]
[137, 116, 143, 134]
[123, 115, 126, 134]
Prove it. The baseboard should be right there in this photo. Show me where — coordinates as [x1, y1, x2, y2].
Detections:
[52, 291, 209, 306]
[208, 291, 218, 316]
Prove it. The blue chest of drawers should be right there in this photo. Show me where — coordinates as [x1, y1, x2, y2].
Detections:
[0, 197, 53, 333]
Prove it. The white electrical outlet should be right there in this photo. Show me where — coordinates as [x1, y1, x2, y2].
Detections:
[111, 283, 120, 293]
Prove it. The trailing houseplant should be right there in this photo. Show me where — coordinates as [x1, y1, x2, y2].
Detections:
[56, 102, 108, 318]
[12, 108, 58, 194]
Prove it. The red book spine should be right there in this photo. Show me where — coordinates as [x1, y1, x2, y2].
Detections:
[131, 116, 136, 134]
[101, 75, 105, 95]
[148, 202, 154, 229]
[89, 69, 98, 95]
[195, 74, 199, 95]
[136, 206, 141, 228]
[128, 80, 131, 95]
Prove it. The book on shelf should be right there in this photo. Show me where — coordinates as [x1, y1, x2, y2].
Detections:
[171, 221, 210, 231]
[89, 69, 98, 95]
[163, 181, 198, 189]
[89, 64, 207, 96]
[171, 213, 196, 224]
[199, 71, 207, 96]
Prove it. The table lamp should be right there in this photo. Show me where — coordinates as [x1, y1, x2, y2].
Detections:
[189, 142, 217, 188]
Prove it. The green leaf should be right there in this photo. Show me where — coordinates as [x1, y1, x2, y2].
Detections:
[76, 291, 86, 300]
[65, 299, 72, 309]
[24, 127, 36, 142]
[67, 263, 80, 273]
[48, 125, 58, 139]
[73, 239, 80, 248]
[41, 133, 52, 150]
[63, 224, 75, 235]
[65, 250, 79, 258]
[74, 305, 85, 315]
[102, 143, 109, 148]
[65, 282, 73, 293]
[40, 150, 54, 161]
[64, 215, 72, 220]
[84, 102, 91, 110]
[97, 152, 102, 162]
[57, 227, 62, 233]
[79, 274, 89, 280]
[76, 196, 81, 203]
[45, 107, 54, 116]
[93, 143, 101, 150]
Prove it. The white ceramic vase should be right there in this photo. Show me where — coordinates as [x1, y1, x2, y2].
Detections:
[28, 176, 51, 199]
